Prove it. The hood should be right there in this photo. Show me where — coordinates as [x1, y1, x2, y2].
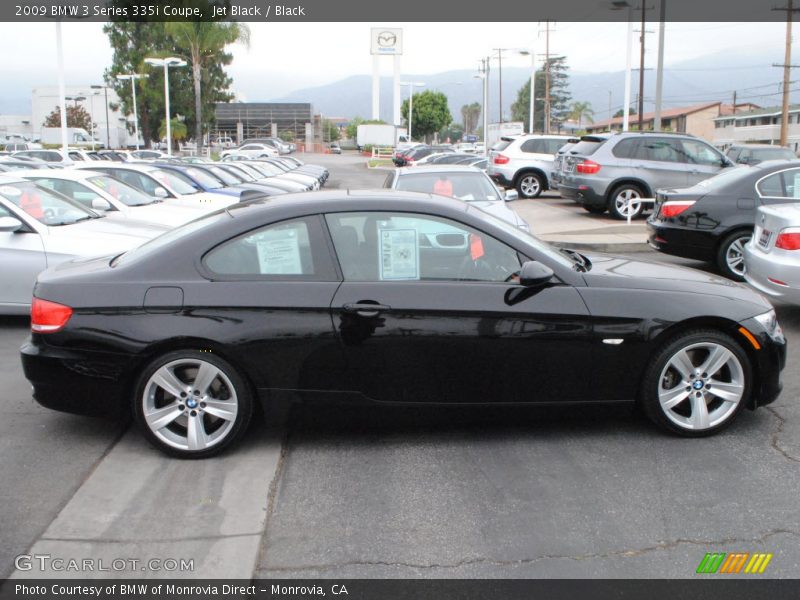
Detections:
[582, 252, 771, 311]
[125, 202, 208, 227]
[166, 193, 237, 209]
[39, 217, 166, 260]
[470, 200, 521, 227]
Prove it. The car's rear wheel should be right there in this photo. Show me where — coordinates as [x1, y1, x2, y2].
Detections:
[641, 330, 750, 437]
[716, 230, 752, 281]
[608, 183, 645, 220]
[516, 172, 544, 199]
[582, 205, 606, 214]
[134, 350, 253, 458]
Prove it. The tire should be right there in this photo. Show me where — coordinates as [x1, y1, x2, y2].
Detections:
[515, 172, 544, 199]
[134, 350, 253, 458]
[608, 183, 646, 220]
[715, 230, 752, 281]
[582, 205, 606, 215]
[640, 329, 751, 437]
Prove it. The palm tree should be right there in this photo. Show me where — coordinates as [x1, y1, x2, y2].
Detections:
[568, 101, 595, 128]
[164, 21, 250, 153]
[159, 118, 188, 148]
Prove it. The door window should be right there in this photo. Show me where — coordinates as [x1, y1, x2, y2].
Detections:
[757, 169, 800, 199]
[636, 138, 683, 162]
[326, 212, 521, 283]
[203, 216, 336, 280]
[680, 139, 723, 166]
[30, 178, 104, 209]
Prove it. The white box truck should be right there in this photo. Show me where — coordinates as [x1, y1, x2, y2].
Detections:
[486, 122, 524, 148]
[40, 127, 104, 149]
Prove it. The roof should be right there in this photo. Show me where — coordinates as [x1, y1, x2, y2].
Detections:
[714, 104, 800, 121]
[0, 174, 25, 184]
[14, 168, 100, 181]
[587, 102, 724, 130]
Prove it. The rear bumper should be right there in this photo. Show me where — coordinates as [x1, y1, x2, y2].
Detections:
[21, 338, 133, 418]
[559, 183, 606, 206]
[744, 244, 800, 304]
[646, 221, 718, 263]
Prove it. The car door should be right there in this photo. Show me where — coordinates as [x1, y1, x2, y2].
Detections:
[631, 137, 688, 191]
[0, 199, 46, 309]
[325, 211, 593, 405]
[199, 214, 347, 393]
[680, 138, 728, 186]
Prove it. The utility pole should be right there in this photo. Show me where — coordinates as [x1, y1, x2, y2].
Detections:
[773, 0, 799, 146]
[653, 0, 666, 131]
[732, 90, 737, 115]
[540, 20, 555, 134]
[638, 1, 646, 131]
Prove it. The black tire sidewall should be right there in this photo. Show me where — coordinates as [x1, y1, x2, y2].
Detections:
[133, 349, 253, 459]
[640, 329, 752, 437]
[516, 172, 544, 198]
[608, 184, 645, 220]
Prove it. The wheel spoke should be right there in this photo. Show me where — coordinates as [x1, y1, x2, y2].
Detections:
[668, 349, 695, 379]
[187, 415, 208, 451]
[659, 385, 691, 410]
[690, 394, 710, 429]
[193, 362, 221, 396]
[203, 399, 238, 421]
[706, 379, 744, 403]
[152, 367, 185, 399]
[145, 402, 183, 431]
[700, 346, 732, 378]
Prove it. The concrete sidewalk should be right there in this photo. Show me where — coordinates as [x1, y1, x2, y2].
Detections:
[511, 194, 650, 253]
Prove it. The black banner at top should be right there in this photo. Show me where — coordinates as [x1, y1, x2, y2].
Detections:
[1, 0, 798, 22]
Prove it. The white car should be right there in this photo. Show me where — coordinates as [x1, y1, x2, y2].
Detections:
[17, 169, 209, 227]
[744, 203, 800, 304]
[0, 175, 168, 314]
[220, 143, 279, 160]
[12, 149, 74, 166]
[72, 163, 238, 210]
[130, 149, 171, 160]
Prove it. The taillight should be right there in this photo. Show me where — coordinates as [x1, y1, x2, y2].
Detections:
[660, 200, 695, 218]
[775, 228, 800, 250]
[31, 297, 73, 333]
[493, 154, 510, 165]
[575, 160, 601, 174]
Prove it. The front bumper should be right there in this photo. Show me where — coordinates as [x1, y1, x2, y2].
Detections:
[21, 338, 134, 418]
[738, 315, 787, 409]
[744, 244, 800, 305]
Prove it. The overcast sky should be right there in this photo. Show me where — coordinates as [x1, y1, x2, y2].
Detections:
[0, 21, 789, 111]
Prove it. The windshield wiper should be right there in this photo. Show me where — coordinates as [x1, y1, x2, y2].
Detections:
[559, 248, 591, 272]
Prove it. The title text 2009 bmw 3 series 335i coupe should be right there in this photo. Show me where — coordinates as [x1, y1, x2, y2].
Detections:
[21, 190, 786, 458]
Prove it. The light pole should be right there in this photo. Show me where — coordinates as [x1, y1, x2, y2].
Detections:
[86, 90, 100, 150]
[611, 2, 635, 132]
[55, 22, 68, 154]
[145, 57, 187, 155]
[400, 81, 425, 141]
[90, 84, 111, 148]
[515, 49, 534, 133]
[116, 73, 143, 150]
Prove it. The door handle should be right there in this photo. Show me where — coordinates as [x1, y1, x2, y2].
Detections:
[342, 302, 392, 317]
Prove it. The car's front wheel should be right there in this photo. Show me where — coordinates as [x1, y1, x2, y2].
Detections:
[716, 230, 752, 281]
[516, 172, 544, 199]
[134, 350, 253, 458]
[641, 330, 750, 437]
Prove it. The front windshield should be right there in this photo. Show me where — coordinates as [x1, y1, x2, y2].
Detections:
[151, 169, 197, 195]
[396, 171, 502, 202]
[251, 162, 282, 176]
[184, 167, 224, 190]
[88, 175, 155, 206]
[234, 163, 263, 179]
[0, 180, 96, 226]
[695, 166, 754, 190]
[207, 166, 241, 186]
[467, 203, 575, 270]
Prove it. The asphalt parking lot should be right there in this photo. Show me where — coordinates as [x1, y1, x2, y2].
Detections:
[2, 152, 799, 579]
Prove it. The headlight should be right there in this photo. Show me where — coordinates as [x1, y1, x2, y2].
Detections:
[753, 309, 783, 340]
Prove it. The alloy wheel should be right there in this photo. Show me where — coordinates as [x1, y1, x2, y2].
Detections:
[614, 188, 642, 218]
[519, 175, 541, 198]
[657, 341, 745, 431]
[725, 234, 752, 278]
[142, 358, 239, 453]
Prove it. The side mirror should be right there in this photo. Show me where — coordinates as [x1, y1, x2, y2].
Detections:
[519, 261, 554, 288]
[504, 189, 519, 202]
[0, 216, 24, 232]
[154, 186, 169, 199]
[91, 197, 111, 211]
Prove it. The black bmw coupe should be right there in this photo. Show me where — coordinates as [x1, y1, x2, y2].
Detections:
[21, 191, 786, 457]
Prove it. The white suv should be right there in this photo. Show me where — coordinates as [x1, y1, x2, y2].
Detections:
[487, 134, 576, 198]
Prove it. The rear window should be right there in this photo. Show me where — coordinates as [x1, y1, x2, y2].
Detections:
[491, 140, 513, 152]
[569, 137, 609, 156]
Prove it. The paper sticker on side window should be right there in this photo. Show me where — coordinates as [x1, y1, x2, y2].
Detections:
[379, 228, 419, 280]
[254, 230, 303, 274]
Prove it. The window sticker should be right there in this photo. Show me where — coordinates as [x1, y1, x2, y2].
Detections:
[254, 228, 303, 274]
[793, 173, 800, 198]
[379, 228, 419, 280]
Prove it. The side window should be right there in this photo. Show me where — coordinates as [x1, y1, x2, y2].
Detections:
[325, 211, 521, 283]
[32, 179, 102, 209]
[783, 170, 800, 198]
[612, 138, 638, 159]
[69, 152, 84, 161]
[757, 172, 786, 198]
[727, 147, 740, 162]
[640, 139, 683, 162]
[545, 139, 564, 154]
[520, 139, 546, 154]
[204, 216, 336, 280]
[680, 140, 723, 166]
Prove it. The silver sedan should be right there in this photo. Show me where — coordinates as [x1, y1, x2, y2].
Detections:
[0, 175, 167, 314]
[744, 203, 800, 304]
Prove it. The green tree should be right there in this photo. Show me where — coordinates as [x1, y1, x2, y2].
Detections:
[613, 106, 637, 118]
[439, 122, 464, 143]
[158, 117, 188, 147]
[401, 90, 452, 141]
[43, 105, 94, 130]
[568, 101, 595, 127]
[322, 119, 341, 142]
[345, 117, 385, 140]
[164, 20, 250, 153]
[460, 102, 481, 134]
[511, 56, 572, 133]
